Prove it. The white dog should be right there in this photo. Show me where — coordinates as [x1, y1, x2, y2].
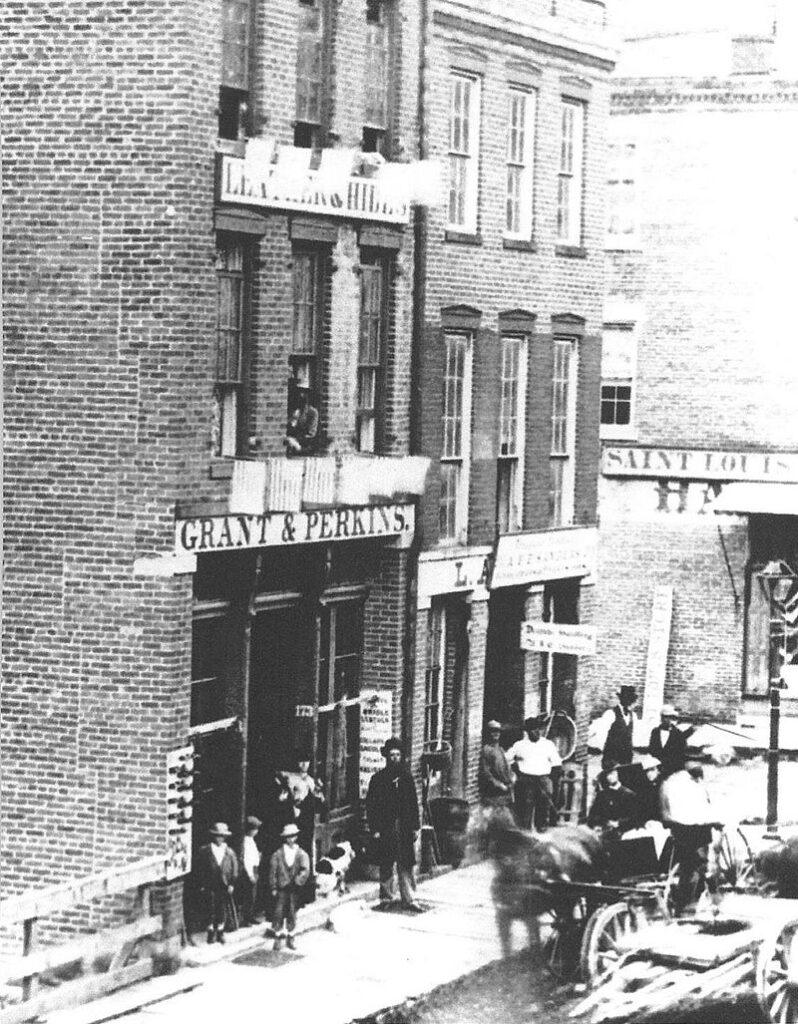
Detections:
[315, 840, 355, 897]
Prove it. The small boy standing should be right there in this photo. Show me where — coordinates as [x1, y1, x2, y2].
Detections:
[239, 815, 263, 925]
[268, 822, 310, 951]
[195, 822, 239, 944]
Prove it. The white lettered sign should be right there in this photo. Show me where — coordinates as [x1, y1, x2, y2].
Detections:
[175, 503, 414, 554]
[492, 528, 598, 588]
[603, 446, 798, 483]
[359, 688, 393, 798]
[520, 621, 597, 656]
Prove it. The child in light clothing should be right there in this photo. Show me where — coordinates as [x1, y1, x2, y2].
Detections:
[268, 823, 310, 950]
[238, 815, 262, 925]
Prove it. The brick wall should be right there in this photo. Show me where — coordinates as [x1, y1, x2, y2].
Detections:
[605, 85, 798, 451]
[2, 0, 220, 899]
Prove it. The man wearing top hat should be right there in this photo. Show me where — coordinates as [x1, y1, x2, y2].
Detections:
[649, 703, 695, 779]
[598, 685, 638, 770]
[506, 716, 562, 831]
[195, 822, 240, 944]
[366, 737, 422, 911]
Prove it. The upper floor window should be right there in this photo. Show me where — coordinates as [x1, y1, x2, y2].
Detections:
[214, 238, 248, 457]
[363, 0, 390, 154]
[505, 88, 536, 240]
[549, 338, 578, 526]
[606, 142, 637, 246]
[600, 323, 637, 439]
[439, 333, 473, 544]
[287, 248, 328, 454]
[448, 72, 481, 234]
[295, 0, 325, 148]
[497, 335, 528, 533]
[556, 99, 585, 246]
[357, 255, 391, 453]
[219, 0, 251, 140]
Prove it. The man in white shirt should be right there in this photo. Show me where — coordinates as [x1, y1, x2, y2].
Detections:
[660, 761, 721, 913]
[507, 716, 562, 831]
[239, 815, 262, 925]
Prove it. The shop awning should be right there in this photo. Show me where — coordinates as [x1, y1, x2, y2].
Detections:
[713, 482, 798, 515]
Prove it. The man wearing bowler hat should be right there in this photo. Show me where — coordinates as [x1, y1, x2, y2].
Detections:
[599, 685, 639, 770]
[195, 822, 239, 944]
[366, 737, 422, 911]
[649, 703, 694, 779]
[284, 385, 319, 455]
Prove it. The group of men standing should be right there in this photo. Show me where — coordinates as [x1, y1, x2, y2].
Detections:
[479, 715, 563, 832]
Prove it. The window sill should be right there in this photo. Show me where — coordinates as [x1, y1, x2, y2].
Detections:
[503, 238, 537, 252]
[604, 238, 642, 252]
[209, 459, 235, 480]
[445, 230, 482, 246]
[555, 244, 588, 259]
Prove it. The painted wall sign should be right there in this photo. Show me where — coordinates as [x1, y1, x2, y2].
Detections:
[599, 477, 723, 522]
[416, 549, 492, 604]
[603, 446, 798, 483]
[519, 621, 597, 656]
[219, 154, 410, 224]
[491, 528, 598, 588]
[359, 688, 393, 798]
[174, 503, 414, 554]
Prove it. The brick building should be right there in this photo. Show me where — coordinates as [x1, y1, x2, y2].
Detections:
[594, 2, 798, 737]
[3, 0, 429, 927]
[411, 0, 615, 801]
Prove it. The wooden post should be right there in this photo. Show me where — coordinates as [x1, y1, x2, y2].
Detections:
[21, 917, 39, 1001]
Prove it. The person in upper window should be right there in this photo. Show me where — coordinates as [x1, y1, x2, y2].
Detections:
[284, 386, 319, 455]
[597, 684, 638, 770]
[587, 762, 637, 835]
[648, 703, 695, 779]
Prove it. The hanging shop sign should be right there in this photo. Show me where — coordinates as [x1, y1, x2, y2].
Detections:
[174, 503, 414, 554]
[602, 446, 798, 483]
[491, 528, 598, 589]
[520, 621, 597, 656]
[359, 688, 393, 798]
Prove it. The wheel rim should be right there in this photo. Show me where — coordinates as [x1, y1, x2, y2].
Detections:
[581, 902, 639, 987]
[715, 827, 754, 889]
[757, 923, 798, 1024]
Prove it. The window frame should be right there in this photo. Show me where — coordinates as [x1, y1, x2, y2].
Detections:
[214, 236, 249, 458]
[290, 246, 328, 408]
[424, 602, 446, 747]
[497, 334, 528, 533]
[504, 86, 536, 241]
[363, 0, 391, 154]
[549, 337, 578, 527]
[439, 332, 473, 545]
[556, 98, 585, 246]
[600, 323, 637, 440]
[357, 253, 391, 454]
[447, 71, 481, 235]
[295, 0, 327, 148]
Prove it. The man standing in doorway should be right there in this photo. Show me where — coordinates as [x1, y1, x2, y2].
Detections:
[599, 684, 638, 770]
[478, 720, 515, 823]
[366, 737, 422, 912]
[507, 716, 562, 831]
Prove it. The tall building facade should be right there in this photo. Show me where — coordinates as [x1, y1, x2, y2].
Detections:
[594, 4, 798, 734]
[3, 0, 426, 924]
[411, 0, 614, 798]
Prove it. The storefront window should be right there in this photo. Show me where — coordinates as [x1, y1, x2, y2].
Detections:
[191, 614, 230, 727]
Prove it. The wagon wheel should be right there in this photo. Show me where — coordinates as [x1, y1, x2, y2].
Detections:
[580, 901, 646, 988]
[543, 898, 588, 982]
[714, 826, 754, 889]
[756, 921, 798, 1024]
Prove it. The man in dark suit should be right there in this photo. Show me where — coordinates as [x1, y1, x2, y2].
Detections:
[366, 737, 421, 912]
[649, 703, 694, 779]
[600, 684, 638, 770]
[195, 822, 239, 944]
[587, 763, 637, 835]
